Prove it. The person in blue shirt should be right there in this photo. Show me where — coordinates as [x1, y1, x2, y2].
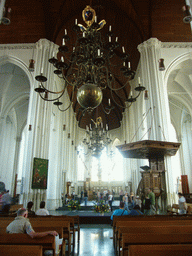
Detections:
[111, 201, 130, 220]
[128, 204, 143, 216]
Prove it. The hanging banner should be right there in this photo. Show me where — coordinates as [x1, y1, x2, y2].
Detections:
[32, 157, 48, 189]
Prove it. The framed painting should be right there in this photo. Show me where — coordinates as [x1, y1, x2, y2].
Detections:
[32, 157, 49, 189]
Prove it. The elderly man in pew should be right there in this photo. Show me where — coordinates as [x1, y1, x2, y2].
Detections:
[6, 208, 58, 238]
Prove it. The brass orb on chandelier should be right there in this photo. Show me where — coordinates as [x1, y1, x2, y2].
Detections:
[77, 82, 103, 110]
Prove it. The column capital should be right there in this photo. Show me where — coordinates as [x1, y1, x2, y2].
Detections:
[138, 38, 162, 53]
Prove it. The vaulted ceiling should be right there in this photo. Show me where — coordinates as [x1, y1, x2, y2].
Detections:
[0, 0, 191, 130]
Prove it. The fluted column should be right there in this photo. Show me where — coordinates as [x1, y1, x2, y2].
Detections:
[138, 38, 175, 204]
[21, 39, 58, 209]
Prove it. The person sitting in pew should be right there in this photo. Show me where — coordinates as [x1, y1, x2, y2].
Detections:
[27, 201, 35, 217]
[111, 201, 130, 221]
[6, 208, 58, 238]
[128, 204, 143, 216]
[36, 201, 49, 216]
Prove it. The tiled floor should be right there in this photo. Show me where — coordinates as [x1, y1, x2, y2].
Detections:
[73, 224, 115, 256]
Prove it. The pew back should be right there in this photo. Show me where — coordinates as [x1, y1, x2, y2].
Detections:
[0, 244, 43, 256]
[128, 244, 192, 256]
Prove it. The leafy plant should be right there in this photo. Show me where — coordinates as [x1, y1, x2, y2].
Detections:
[93, 200, 110, 213]
[67, 199, 80, 211]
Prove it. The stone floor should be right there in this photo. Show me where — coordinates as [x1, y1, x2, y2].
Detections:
[71, 224, 115, 256]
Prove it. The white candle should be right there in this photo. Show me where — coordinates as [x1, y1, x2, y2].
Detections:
[75, 19, 77, 25]
[83, 32, 85, 37]
[65, 29, 67, 35]
[95, 16, 97, 22]
[128, 62, 131, 69]
[109, 25, 112, 31]
[106, 124, 108, 130]
[130, 91, 133, 96]
[62, 39, 65, 45]
[98, 49, 100, 56]
[90, 124, 91, 129]
[73, 47, 75, 52]
[138, 77, 141, 84]
[41, 66, 43, 74]
[109, 36, 111, 42]
[122, 46, 125, 53]
[108, 98, 111, 106]
[123, 62, 126, 66]
[61, 56, 64, 62]
[116, 37, 118, 42]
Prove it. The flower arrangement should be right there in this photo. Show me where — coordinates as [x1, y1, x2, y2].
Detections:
[93, 200, 110, 214]
[67, 199, 80, 211]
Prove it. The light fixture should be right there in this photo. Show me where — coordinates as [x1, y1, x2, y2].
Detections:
[158, 58, 165, 71]
[35, 5, 145, 115]
[28, 59, 35, 72]
[182, 5, 192, 23]
[82, 116, 112, 158]
[1, 7, 11, 25]
[144, 90, 149, 100]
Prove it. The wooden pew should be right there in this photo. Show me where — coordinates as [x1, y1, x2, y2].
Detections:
[117, 225, 192, 255]
[0, 244, 43, 256]
[30, 219, 70, 256]
[121, 233, 192, 256]
[114, 217, 192, 249]
[9, 204, 23, 213]
[0, 234, 55, 256]
[128, 244, 192, 256]
[30, 215, 78, 252]
[34, 226, 66, 256]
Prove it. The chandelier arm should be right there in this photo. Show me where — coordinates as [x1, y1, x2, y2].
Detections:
[134, 90, 142, 99]
[40, 82, 66, 95]
[38, 89, 65, 102]
[62, 63, 87, 88]
[57, 99, 73, 112]
[56, 86, 76, 112]
[101, 103, 111, 115]
[110, 89, 132, 109]
[61, 69, 79, 88]
[107, 78, 129, 91]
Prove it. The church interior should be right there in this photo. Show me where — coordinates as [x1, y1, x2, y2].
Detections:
[1, 0, 192, 255]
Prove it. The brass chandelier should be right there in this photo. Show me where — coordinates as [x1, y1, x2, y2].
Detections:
[82, 117, 112, 158]
[35, 5, 145, 114]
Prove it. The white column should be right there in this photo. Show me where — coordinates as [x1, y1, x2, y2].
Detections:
[138, 38, 176, 203]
